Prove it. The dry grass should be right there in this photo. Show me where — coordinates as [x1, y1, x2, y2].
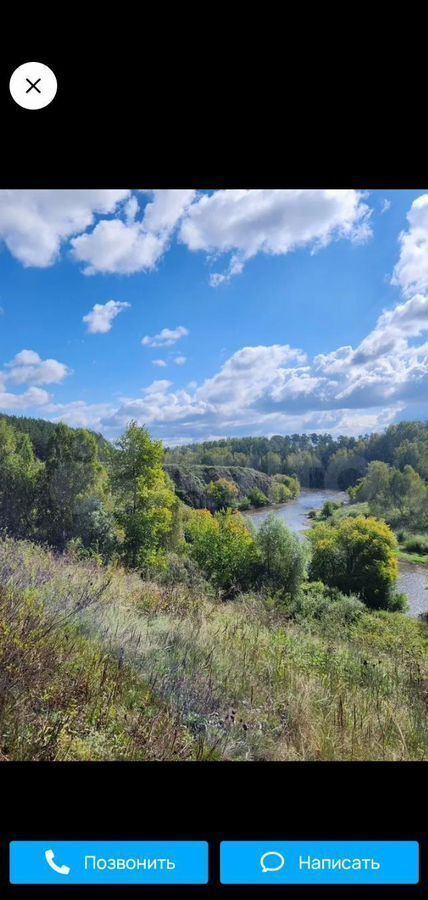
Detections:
[0, 536, 427, 761]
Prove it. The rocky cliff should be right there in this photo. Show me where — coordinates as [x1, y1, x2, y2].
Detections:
[165, 464, 272, 509]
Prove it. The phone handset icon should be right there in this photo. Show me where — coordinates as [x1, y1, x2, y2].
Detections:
[44, 849, 71, 876]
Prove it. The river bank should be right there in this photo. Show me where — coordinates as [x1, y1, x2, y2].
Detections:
[247, 489, 427, 618]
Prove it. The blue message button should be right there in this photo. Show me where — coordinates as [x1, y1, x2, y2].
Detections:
[10, 841, 208, 885]
[220, 841, 419, 885]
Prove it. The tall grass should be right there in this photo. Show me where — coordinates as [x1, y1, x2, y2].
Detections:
[0, 537, 427, 761]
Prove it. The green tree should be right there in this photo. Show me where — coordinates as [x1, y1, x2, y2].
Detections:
[39, 424, 101, 549]
[308, 516, 400, 609]
[256, 513, 305, 597]
[185, 509, 260, 593]
[111, 421, 176, 568]
[0, 419, 40, 537]
[207, 478, 239, 510]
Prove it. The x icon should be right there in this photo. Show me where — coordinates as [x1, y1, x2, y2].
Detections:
[25, 77, 41, 94]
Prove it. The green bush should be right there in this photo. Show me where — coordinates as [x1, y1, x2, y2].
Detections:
[207, 478, 239, 510]
[185, 509, 260, 593]
[247, 488, 270, 508]
[256, 513, 306, 598]
[402, 534, 428, 555]
[308, 516, 400, 610]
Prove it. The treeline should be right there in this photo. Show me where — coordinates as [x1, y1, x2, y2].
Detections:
[0, 413, 110, 461]
[165, 422, 428, 489]
[350, 461, 428, 533]
[0, 417, 178, 567]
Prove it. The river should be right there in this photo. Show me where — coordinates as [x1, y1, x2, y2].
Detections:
[247, 489, 427, 618]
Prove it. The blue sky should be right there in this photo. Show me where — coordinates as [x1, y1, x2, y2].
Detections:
[0, 189, 427, 444]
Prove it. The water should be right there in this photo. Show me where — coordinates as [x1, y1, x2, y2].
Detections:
[247, 488, 348, 535]
[397, 562, 428, 618]
[247, 489, 428, 618]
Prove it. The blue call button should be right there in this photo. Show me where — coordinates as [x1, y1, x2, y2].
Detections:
[10, 841, 208, 885]
[220, 841, 419, 885]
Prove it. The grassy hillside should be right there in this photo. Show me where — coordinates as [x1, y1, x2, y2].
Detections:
[1, 536, 427, 761]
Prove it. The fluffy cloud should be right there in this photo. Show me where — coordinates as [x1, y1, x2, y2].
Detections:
[0, 386, 51, 410]
[152, 359, 167, 367]
[82, 284, 427, 441]
[71, 190, 196, 275]
[0, 190, 129, 267]
[179, 189, 373, 284]
[174, 356, 187, 366]
[392, 194, 428, 296]
[0, 189, 373, 283]
[83, 299, 130, 334]
[142, 325, 189, 347]
[4, 349, 71, 385]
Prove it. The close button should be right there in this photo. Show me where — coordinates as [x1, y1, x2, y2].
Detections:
[9, 62, 57, 110]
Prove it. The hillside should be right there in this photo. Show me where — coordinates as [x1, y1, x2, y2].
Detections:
[1, 534, 427, 761]
[0, 413, 111, 461]
[165, 463, 273, 509]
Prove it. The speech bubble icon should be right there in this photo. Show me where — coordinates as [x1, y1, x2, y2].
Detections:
[260, 851, 285, 873]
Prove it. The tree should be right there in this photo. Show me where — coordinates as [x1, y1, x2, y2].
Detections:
[0, 419, 40, 538]
[351, 461, 428, 528]
[111, 421, 176, 568]
[39, 424, 102, 549]
[256, 513, 305, 597]
[185, 509, 260, 593]
[207, 478, 239, 510]
[307, 516, 400, 609]
[270, 474, 300, 503]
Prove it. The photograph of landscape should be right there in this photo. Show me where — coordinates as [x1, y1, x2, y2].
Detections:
[0, 188, 427, 762]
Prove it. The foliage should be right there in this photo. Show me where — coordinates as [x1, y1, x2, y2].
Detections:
[110, 422, 177, 568]
[307, 516, 402, 610]
[185, 509, 260, 593]
[270, 473, 300, 503]
[166, 421, 428, 487]
[255, 514, 306, 598]
[351, 461, 428, 529]
[37, 424, 102, 549]
[0, 418, 41, 538]
[1, 535, 427, 762]
[247, 487, 270, 508]
[207, 478, 239, 510]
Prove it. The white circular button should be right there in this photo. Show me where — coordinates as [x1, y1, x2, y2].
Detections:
[9, 62, 57, 110]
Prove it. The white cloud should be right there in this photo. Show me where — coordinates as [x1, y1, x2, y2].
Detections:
[392, 194, 428, 296]
[179, 189, 373, 284]
[142, 325, 189, 347]
[83, 299, 130, 334]
[152, 359, 167, 367]
[4, 349, 71, 385]
[0, 386, 51, 410]
[71, 190, 196, 275]
[0, 190, 129, 267]
[381, 199, 391, 215]
[71, 219, 167, 276]
[174, 356, 187, 366]
[0, 189, 374, 284]
[142, 189, 196, 231]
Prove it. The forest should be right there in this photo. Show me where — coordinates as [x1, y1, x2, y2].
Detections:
[0, 414, 427, 762]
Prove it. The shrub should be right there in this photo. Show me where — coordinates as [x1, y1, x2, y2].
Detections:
[402, 534, 428, 555]
[307, 516, 400, 610]
[256, 513, 305, 598]
[185, 509, 260, 593]
[247, 488, 270, 508]
[207, 478, 239, 510]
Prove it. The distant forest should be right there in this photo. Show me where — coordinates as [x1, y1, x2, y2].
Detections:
[165, 422, 428, 490]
